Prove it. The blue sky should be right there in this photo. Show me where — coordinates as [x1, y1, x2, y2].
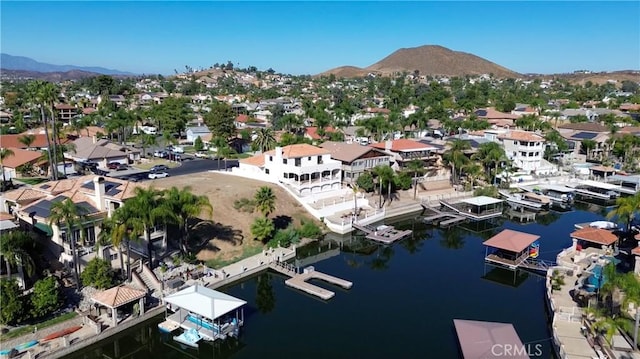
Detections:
[1, 1, 639, 75]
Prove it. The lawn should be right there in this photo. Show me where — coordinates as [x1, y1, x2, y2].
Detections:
[134, 159, 181, 170]
[18, 177, 48, 185]
[0, 312, 78, 342]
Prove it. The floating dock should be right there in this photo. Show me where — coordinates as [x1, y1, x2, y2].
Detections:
[158, 319, 181, 333]
[352, 222, 413, 243]
[270, 262, 352, 300]
[422, 208, 467, 227]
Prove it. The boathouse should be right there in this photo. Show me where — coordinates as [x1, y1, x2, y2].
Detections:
[441, 196, 504, 221]
[453, 319, 529, 359]
[483, 229, 540, 269]
[163, 284, 246, 341]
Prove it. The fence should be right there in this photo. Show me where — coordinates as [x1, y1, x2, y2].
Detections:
[420, 191, 473, 207]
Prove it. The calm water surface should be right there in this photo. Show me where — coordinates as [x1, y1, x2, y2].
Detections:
[67, 207, 607, 359]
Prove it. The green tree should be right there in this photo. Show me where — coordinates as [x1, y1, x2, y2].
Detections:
[49, 198, 89, 289]
[254, 128, 277, 153]
[472, 142, 505, 185]
[124, 187, 176, 269]
[17, 134, 36, 149]
[443, 139, 471, 185]
[251, 216, 275, 243]
[373, 165, 395, 207]
[272, 226, 300, 248]
[0, 148, 15, 183]
[254, 186, 276, 217]
[99, 216, 127, 278]
[205, 101, 236, 140]
[298, 220, 323, 239]
[606, 193, 640, 233]
[0, 279, 24, 325]
[194, 136, 204, 152]
[80, 258, 115, 289]
[30, 276, 61, 317]
[139, 133, 157, 158]
[406, 159, 424, 199]
[581, 139, 597, 160]
[356, 172, 375, 192]
[166, 186, 213, 253]
[0, 231, 35, 280]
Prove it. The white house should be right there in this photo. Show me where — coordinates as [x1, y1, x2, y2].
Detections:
[186, 125, 212, 143]
[498, 130, 555, 175]
[237, 144, 342, 197]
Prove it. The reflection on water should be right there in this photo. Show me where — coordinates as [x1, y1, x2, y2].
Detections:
[68, 209, 606, 359]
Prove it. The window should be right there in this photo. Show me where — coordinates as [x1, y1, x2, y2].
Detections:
[535, 152, 539, 156]
[295, 158, 301, 167]
[520, 152, 526, 157]
[109, 253, 118, 261]
[318, 155, 323, 164]
[265, 169, 270, 174]
[308, 157, 311, 161]
[283, 159, 287, 164]
[268, 156, 273, 162]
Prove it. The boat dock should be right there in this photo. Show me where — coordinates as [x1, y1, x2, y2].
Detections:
[269, 262, 352, 300]
[352, 222, 413, 244]
[439, 196, 504, 221]
[498, 190, 546, 212]
[566, 180, 619, 201]
[158, 319, 181, 333]
[422, 208, 467, 227]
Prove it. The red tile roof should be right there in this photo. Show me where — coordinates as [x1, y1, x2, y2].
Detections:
[498, 130, 545, 142]
[265, 144, 329, 158]
[1, 134, 68, 149]
[0, 148, 43, 168]
[236, 114, 249, 123]
[570, 227, 618, 246]
[91, 285, 146, 308]
[305, 126, 337, 140]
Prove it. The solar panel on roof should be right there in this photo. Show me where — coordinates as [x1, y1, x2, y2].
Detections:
[40, 184, 51, 189]
[572, 132, 598, 140]
[475, 110, 487, 116]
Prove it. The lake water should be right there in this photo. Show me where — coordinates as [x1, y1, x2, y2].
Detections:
[66, 206, 607, 359]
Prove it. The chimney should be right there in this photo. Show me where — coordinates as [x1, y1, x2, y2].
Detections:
[93, 176, 105, 211]
[92, 135, 97, 144]
[385, 140, 393, 151]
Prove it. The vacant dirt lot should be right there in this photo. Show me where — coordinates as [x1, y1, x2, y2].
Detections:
[151, 172, 319, 262]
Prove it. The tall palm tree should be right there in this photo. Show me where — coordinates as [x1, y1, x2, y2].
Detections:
[166, 187, 213, 253]
[125, 187, 176, 269]
[443, 139, 471, 185]
[373, 165, 395, 207]
[254, 128, 277, 153]
[406, 159, 424, 200]
[472, 142, 504, 185]
[40, 82, 60, 179]
[0, 231, 36, 280]
[606, 193, 640, 233]
[17, 135, 36, 150]
[0, 148, 15, 184]
[98, 216, 127, 278]
[254, 186, 276, 217]
[48, 198, 89, 288]
[26, 81, 54, 178]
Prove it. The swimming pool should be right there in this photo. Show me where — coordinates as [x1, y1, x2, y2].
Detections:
[584, 265, 605, 293]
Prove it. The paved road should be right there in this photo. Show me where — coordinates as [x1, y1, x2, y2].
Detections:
[167, 158, 239, 177]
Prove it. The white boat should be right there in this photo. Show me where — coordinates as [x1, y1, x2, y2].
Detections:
[531, 185, 575, 205]
[589, 221, 617, 230]
[173, 328, 202, 348]
[499, 190, 549, 212]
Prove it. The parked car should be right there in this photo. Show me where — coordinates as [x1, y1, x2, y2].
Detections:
[194, 151, 209, 159]
[171, 146, 185, 154]
[148, 171, 169, 179]
[107, 163, 128, 171]
[153, 150, 168, 158]
[150, 165, 169, 172]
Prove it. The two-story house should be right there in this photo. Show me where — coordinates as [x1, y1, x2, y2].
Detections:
[319, 141, 391, 184]
[237, 144, 342, 197]
[1, 176, 164, 274]
[498, 130, 555, 175]
[54, 103, 77, 123]
[370, 139, 439, 170]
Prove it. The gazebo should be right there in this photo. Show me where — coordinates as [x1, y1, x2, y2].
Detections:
[483, 229, 540, 269]
[91, 285, 147, 327]
[453, 319, 529, 359]
[570, 227, 618, 251]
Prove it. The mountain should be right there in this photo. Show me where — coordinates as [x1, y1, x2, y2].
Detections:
[0, 69, 129, 82]
[318, 45, 519, 78]
[0, 53, 134, 76]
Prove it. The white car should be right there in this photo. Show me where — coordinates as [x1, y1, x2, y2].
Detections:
[148, 171, 169, 179]
[194, 151, 209, 158]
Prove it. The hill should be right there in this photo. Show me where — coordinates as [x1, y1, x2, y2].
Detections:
[318, 45, 519, 78]
[526, 70, 640, 86]
[0, 53, 134, 76]
[0, 69, 131, 82]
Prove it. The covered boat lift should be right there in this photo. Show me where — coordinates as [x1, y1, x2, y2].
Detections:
[453, 319, 529, 358]
[483, 229, 544, 271]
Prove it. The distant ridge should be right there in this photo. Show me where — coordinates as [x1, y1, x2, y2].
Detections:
[0, 69, 133, 82]
[0, 53, 134, 76]
[318, 45, 519, 78]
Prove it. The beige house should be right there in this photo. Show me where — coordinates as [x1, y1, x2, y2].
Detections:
[319, 141, 391, 184]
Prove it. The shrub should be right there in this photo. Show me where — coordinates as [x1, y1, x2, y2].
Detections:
[233, 198, 256, 213]
[473, 186, 499, 198]
[31, 276, 61, 318]
[0, 279, 24, 325]
[81, 258, 115, 289]
[298, 220, 323, 239]
[356, 172, 375, 192]
[272, 227, 300, 248]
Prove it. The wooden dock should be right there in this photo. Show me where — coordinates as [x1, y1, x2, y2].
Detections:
[352, 222, 413, 244]
[422, 208, 467, 227]
[158, 319, 181, 333]
[269, 262, 352, 300]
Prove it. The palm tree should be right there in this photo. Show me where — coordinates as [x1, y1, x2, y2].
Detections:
[41, 82, 60, 179]
[98, 216, 127, 278]
[406, 159, 424, 200]
[606, 193, 640, 233]
[254, 186, 276, 217]
[443, 139, 471, 185]
[472, 142, 505, 185]
[0, 231, 36, 280]
[462, 163, 483, 190]
[251, 217, 275, 243]
[48, 198, 89, 288]
[373, 165, 395, 207]
[139, 133, 157, 158]
[125, 187, 176, 269]
[166, 187, 213, 253]
[254, 128, 277, 153]
[17, 135, 36, 150]
[217, 142, 234, 171]
[0, 148, 15, 184]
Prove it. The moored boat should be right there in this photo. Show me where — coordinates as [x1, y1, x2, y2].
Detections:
[41, 325, 82, 342]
